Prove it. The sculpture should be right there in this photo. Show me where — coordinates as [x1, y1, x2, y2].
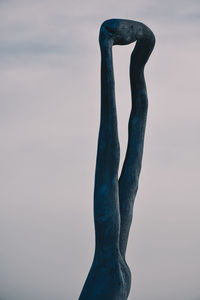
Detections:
[79, 19, 155, 300]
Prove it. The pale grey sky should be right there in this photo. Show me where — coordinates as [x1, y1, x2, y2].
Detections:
[0, 0, 200, 299]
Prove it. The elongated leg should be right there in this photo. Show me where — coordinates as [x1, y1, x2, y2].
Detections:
[93, 30, 120, 262]
[79, 25, 122, 300]
[119, 37, 155, 259]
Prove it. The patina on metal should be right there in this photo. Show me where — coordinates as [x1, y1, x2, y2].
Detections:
[79, 19, 155, 300]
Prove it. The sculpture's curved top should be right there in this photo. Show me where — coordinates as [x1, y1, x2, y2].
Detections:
[100, 18, 155, 46]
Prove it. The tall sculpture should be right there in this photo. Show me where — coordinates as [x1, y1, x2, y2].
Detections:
[79, 19, 155, 300]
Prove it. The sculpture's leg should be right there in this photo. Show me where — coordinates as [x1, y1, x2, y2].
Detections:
[79, 27, 124, 300]
[93, 37, 120, 263]
[119, 38, 155, 259]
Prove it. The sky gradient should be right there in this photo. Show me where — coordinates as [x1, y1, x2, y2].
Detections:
[0, 0, 200, 299]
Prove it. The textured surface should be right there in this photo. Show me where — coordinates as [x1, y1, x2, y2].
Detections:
[79, 19, 155, 300]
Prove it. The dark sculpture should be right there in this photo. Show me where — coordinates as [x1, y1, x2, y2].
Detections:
[79, 19, 155, 300]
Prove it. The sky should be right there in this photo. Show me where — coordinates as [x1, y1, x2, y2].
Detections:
[0, 0, 200, 299]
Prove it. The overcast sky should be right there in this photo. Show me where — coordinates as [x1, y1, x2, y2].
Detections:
[0, 0, 200, 299]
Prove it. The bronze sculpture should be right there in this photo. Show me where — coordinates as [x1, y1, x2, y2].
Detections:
[79, 19, 155, 300]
